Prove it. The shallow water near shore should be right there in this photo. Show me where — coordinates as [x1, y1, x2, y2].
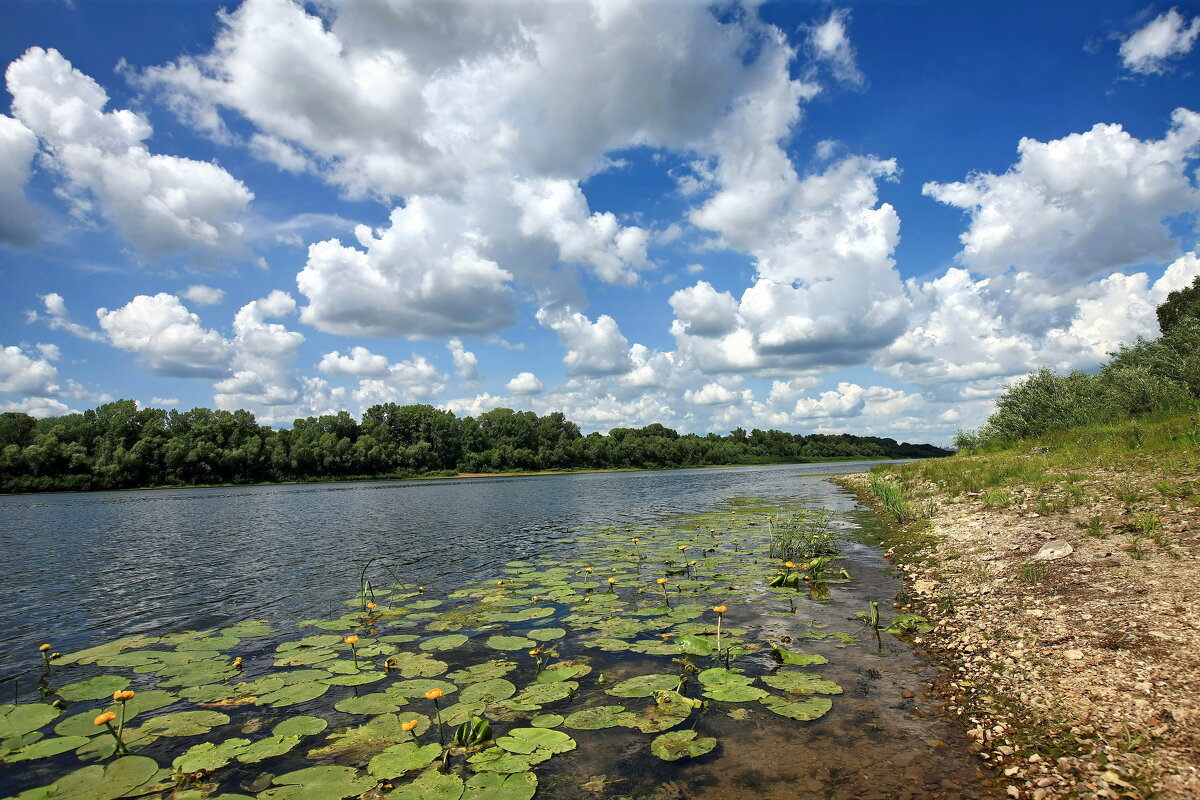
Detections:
[0, 462, 998, 799]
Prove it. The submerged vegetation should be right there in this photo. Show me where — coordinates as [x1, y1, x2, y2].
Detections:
[0, 498, 922, 800]
[0, 402, 948, 494]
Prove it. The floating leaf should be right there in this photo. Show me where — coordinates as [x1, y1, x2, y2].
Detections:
[272, 716, 327, 737]
[697, 669, 767, 703]
[307, 714, 411, 759]
[274, 649, 337, 667]
[177, 635, 240, 651]
[334, 693, 406, 715]
[467, 747, 552, 774]
[420, 635, 469, 652]
[650, 730, 717, 761]
[257, 681, 329, 708]
[463, 771, 536, 800]
[389, 652, 449, 678]
[390, 767, 464, 800]
[495, 728, 575, 755]
[674, 634, 713, 656]
[528, 713, 563, 729]
[525, 628, 565, 642]
[447, 661, 516, 685]
[484, 635, 536, 652]
[760, 672, 843, 695]
[56, 676, 130, 702]
[0, 704, 59, 739]
[237, 735, 300, 764]
[263, 765, 375, 800]
[605, 674, 679, 699]
[367, 741, 442, 778]
[505, 681, 576, 708]
[624, 691, 693, 733]
[222, 620, 274, 638]
[2, 735, 89, 763]
[771, 646, 828, 666]
[387, 679, 458, 699]
[39, 755, 159, 800]
[172, 738, 252, 772]
[325, 670, 385, 686]
[459, 679, 516, 705]
[758, 694, 833, 721]
[562, 705, 628, 730]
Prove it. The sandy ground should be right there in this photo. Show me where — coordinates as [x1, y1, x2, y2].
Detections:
[837, 471, 1200, 800]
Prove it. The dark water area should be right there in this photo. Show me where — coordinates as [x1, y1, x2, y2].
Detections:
[0, 463, 999, 799]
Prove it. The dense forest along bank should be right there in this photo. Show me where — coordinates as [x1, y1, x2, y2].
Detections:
[841, 416, 1200, 799]
[0, 462, 998, 800]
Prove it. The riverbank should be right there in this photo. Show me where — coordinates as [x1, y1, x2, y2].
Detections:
[834, 416, 1200, 799]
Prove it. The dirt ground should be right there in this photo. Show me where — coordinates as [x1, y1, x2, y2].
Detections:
[838, 470, 1200, 799]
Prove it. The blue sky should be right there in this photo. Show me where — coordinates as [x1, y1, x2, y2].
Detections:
[3, 0, 1199, 443]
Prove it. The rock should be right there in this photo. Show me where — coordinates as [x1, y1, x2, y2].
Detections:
[1034, 540, 1073, 561]
[913, 578, 938, 595]
[1064, 649, 1085, 660]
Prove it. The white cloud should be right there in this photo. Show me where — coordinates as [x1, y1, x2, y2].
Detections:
[317, 346, 391, 377]
[351, 355, 447, 408]
[248, 132, 312, 173]
[36, 343, 60, 361]
[1120, 7, 1200, 74]
[683, 381, 748, 406]
[536, 307, 632, 376]
[807, 9, 863, 85]
[181, 284, 225, 306]
[447, 338, 480, 384]
[505, 371, 544, 395]
[0, 344, 59, 395]
[0, 114, 40, 244]
[151, 397, 180, 407]
[97, 293, 232, 377]
[214, 290, 306, 408]
[1, 397, 72, 418]
[297, 198, 516, 337]
[30, 293, 106, 342]
[668, 281, 739, 338]
[923, 109, 1200, 284]
[7, 47, 253, 263]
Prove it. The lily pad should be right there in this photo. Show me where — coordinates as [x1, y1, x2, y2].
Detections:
[528, 713, 563, 728]
[173, 738, 252, 772]
[771, 646, 829, 666]
[2, 735, 90, 763]
[334, 693, 406, 715]
[466, 747, 552, 774]
[368, 741, 443, 778]
[325, 671, 385, 687]
[505, 681, 576, 708]
[391, 767, 465, 800]
[237, 735, 300, 764]
[495, 728, 575, 755]
[389, 652, 449, 678]
[387, 679, 458, 699]
[698, 668, 768, 703]
[526, 628, 566, 642]
[464, 771, 537, 800]
[605, 674, 679, 699]
[758, 693, 833, 721]
[136, 709, 230, 738]
[484, 635, 536, 651]
[257, 681, 329, 708]
[272, 716, 328, 737]
[262, 765, 375, 800]
[673, 634, 714, 656]
[562, 705, 628, 730]
[56, 676, 130, 702]
[447, 661, 517, 684]
[650, 729, 717, 761]
[40, 755, 159, 800]
[420, 634, 469, 652]
[624, 691, 694, 733]
[459, 678, 517, 705]
[1, 704, 60, 739]
[307, 714, 410, 759]
[760, 672, 843, 695]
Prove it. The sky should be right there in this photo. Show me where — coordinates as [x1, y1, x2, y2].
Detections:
[2, 0, 1200, 444]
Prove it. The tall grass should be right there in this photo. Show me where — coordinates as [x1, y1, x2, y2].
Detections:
[869, 474, 914, 523]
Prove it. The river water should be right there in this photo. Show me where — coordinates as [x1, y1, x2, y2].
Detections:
[0, 463, 999, 799]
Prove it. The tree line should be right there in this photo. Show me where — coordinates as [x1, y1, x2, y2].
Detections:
[0, 402, 949, 493]
[956, 274, 1200, 450]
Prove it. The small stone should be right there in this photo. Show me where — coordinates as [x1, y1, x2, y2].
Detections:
[1063, 649, 1085, 661]
[1033, 540, 1073, 561]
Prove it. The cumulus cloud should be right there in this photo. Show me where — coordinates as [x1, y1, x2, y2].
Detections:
[30, 293, 105, 342]
[505, 371, 544, 395]
[683, 381, 748, 406]
[0, 115, 40, 245]
[668, 281, 739, 338]
[214, 290, 306, 408]
[351, 355, 447, 408]
[182, 284, 225, 306]
[807, 9, 863, 85]
[97, 293, 232, 377]
[0, 344, 60, 395]
[536, 307, 632, 376]
[447, 338, 480, 384]
[317, 346, 391, 377]
[923, 109, 1200, 284]
[1, 397, 73, 418]
[6, 47, 253, 262]
[1120, 7, 1200, 74]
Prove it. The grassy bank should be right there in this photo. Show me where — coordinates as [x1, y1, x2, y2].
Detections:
[835, 412, 1200, 799]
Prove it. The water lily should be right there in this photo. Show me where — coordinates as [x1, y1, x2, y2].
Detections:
[39, 643, 53, 672]
[426, 688, 446, 745]
[94, 711, 126, 755]
[656, 577, 671, 607]
[713, 605, 727, 652]
[344, 635, 360, 669]
[401, 719, 419, 741]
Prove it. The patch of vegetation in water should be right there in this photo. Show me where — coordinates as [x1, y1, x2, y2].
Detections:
[2, 499, 880, 800]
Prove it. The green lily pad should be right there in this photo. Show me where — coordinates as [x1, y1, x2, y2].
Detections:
[334, 692, 407, 715]
[272, 716, 328, 737]
[605, 674, 679, 698]
[173, 738, 252, 772]
[274, 649, 337, 667]
[760, 672, 843, 695]
[484, 635, 536, 652]
[257, 681, 330, 708]
[222, 620, 274, 638]
[262, 765, 375, 800]
[528, 713, 563, 728]
[389, 652, 449, 678]
[177, 635, 240, 651]
[562, 705, 628, 730]
[459, 679, 517, 705]
[138, 709, 230, 737]
[534, 666, 586, 683]
[674, 634, 714, 655]
[526, 628, 566, 642]
[237, 735, 300, 764]
[325, 671, 385, 686]
[277, 635, 343, 651]
[2, 735, 90, 763]
[307, 714, 410, 759]
[420, 635, 469, 652]
[505, 681, 576, 708]
[698, 668, 768, 702]
[447, 661, 517, 684]
[391, 767, 464, 800]
[771, 647, 828, 666]
[624, 691, 694, 733]
[387, 679, 458, 699]
[495, 728, 575, 755]
[759, 694, 833, 721]
[466, 747, 552, 774]
[650, 729, 718, 761]
[40, 755, 159, 800]
[367, 740, 443, 778]
[56, 676, 130, 702]
[0, 704, 60, 739]
[464, 771, 537, 800]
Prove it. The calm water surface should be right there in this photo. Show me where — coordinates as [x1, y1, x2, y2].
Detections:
[0, 463, 999, 799]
